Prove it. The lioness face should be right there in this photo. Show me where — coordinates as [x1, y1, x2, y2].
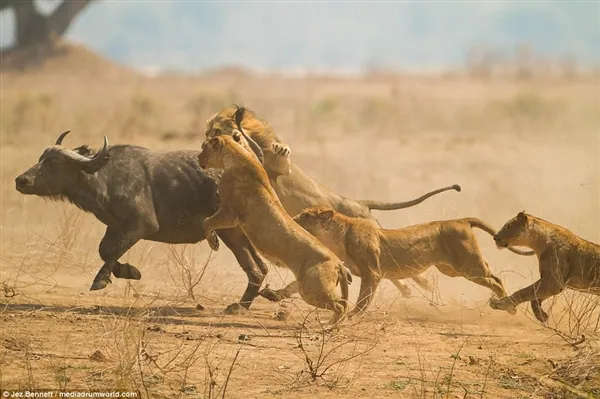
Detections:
[199, 133, 255, 169]
[294, 207, 335, 238]
[494, 212, 530, 249]
[198, 137, 224, 169]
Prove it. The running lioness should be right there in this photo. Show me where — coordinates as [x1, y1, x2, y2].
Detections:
[198, 133, 351, 326]
[290, 206, 534, 316]
[490, 211, 600, 323]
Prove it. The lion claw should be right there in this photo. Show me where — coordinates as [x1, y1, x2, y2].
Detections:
[271, 143, 291, 157]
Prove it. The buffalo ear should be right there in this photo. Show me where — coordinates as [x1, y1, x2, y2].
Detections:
[74, 145, 93, 157]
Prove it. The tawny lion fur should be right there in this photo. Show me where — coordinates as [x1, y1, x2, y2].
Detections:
[490, 211, 600, 323]
[205, 105, 460, 303]
[198, 133, 352, 326]
[292, 206, 534, 316]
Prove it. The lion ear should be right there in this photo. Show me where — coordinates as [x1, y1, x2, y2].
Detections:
[517, 211, 527, 223]
[318, 208, 335, 221]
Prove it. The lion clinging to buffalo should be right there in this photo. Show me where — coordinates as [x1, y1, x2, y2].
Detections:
[204, 105, 461, 304]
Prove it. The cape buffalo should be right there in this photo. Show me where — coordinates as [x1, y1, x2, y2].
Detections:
[15, 131, 268, 313]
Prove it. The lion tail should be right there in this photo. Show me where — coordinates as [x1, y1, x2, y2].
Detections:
[358, 185, 461, 211]
[466, 218, 535, 256]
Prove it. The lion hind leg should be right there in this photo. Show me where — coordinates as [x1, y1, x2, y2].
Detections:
[391, 279, 412, 298]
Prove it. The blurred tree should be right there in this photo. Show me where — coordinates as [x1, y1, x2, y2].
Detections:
[0, 0, 95, 54]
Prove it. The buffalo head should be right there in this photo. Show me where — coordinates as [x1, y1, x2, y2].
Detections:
[15, 131, 109, 197]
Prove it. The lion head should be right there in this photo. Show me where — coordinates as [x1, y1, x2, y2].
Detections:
[198, 131, 255, 170]
[493, 211, 532, 249]
[205, 105, 278, 158]
[293, 206, 336, 236]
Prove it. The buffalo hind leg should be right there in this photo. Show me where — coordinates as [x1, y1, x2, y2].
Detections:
[531, 299, 549, 323]
[91, 224, 151, 291]
[218, 228, 269, 314]
[112, 262, 142, 280]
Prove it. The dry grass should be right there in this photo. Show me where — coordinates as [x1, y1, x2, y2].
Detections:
[0, 41, 598, 398]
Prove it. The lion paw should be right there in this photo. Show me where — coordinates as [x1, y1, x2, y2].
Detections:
[271, 142, 291, 157]
[489, 297, 517, 315]
[223, 303, 248, 315]
[207, 231, 220, 251]
[259, 285, 288, 302]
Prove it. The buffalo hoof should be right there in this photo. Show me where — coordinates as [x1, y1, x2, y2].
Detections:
[112, 263, 142, 280]
[532, 306, 549, 324]
[347, 310, 364, 320]
[89, 275, 112, 291]
[207, 232, 220, 251]
[223, 303, 248, 315]
[258, 286, 288, 303]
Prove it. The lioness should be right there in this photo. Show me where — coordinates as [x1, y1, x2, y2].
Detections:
[490, 212, 600, 323]
[292, 206, 535, 316]
[205, 105, 460, 306]
[198, 133, 352, 326]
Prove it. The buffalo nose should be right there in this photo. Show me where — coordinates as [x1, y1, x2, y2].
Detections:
[15, 175, 31, 188]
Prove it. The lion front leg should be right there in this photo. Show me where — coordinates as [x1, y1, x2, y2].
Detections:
[204, 207, 240, 251]
[259, 280, 299, 302]
[264, 142, 292, 177]
[489, 278, 564, 321]
[349, 274, 381, 318]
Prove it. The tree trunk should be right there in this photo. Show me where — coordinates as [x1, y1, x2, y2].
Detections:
[2, 0, 95, 53]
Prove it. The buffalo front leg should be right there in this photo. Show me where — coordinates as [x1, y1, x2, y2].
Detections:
[203, 207, 240, 251]
[218, 228, 269, 314]
[90, 226, 148, 291]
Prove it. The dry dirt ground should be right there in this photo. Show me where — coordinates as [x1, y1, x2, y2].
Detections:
[1, 42, 599, 398]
